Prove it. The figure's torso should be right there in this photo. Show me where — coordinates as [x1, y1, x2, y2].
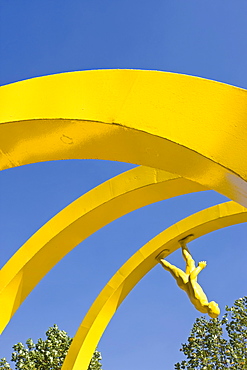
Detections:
[187, 278, 209, 313]
[176, 275, 209, 313]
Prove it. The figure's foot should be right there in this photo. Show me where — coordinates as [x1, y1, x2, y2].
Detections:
[178, 234, 194, 247]
[198, 261, 207, 269]
[155, 249, 169, 260]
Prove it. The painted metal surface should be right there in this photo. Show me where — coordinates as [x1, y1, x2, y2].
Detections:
[61, 202, 247, 370]
[0, 166, 206, 334]
[0, 70, 247, 205]
[158, 237, 220, 318]
[0, 70, 247, 369]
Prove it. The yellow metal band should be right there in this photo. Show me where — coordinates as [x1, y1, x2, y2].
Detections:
[0, 166, 205, 334]
[62, 201, 247, 370]
[0, 70, 247, 205]
[1, 70, 247, 369]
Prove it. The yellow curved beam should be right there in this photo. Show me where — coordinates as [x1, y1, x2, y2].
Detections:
[0, 166, 206, 334]
[61, 201, 247, 370]
[0, 70, 247, 205]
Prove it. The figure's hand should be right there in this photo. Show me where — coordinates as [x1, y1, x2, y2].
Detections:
[199, 261, 207, 269]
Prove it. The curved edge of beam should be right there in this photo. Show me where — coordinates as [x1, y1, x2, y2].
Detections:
[0, 166, 206, 334]
[61, 201, 247, 370]
[1, 70, 247, 206]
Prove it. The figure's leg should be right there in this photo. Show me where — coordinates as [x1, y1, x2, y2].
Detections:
[181, 246, 195, 274]
[179, 236, 195, 274]
[159, 259, 187, 283]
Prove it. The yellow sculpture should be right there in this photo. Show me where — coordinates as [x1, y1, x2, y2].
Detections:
[0, 166, 205, 335]
[62, 202, 246, 370]
[0, 70, 247, 370]
[157, 235, 220, 318]
[0, 70, 247, 207]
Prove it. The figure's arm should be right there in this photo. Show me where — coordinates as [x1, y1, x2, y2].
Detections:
[190, 261, 207, 280]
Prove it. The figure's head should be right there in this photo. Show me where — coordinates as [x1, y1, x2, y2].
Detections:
[207, 301, 220, 318]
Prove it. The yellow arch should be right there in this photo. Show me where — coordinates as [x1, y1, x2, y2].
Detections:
[0, 166, 206, 334]
[0, 70, 247, 205]
[61, 201, 247, 370]
[1, 70, 247, 370]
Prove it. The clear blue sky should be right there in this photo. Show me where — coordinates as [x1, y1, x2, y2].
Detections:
[0, 1, 247, 369]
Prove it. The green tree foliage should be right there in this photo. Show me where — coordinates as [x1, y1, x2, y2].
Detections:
[175, 297, 247, 369]
[0, 325, 102, 370]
